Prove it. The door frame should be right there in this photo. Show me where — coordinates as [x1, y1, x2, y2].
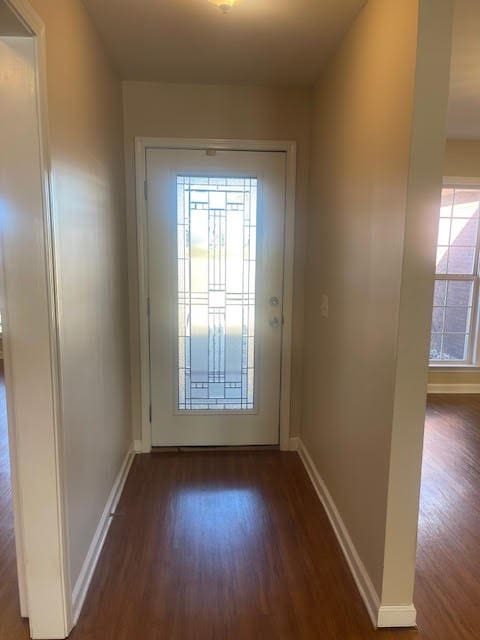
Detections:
[134, 137, 297, 452]
[1, 1, 72, 636]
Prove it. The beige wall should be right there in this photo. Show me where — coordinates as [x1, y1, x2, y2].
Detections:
[429, 139, 480, 386]
[122, 81, 312, 442]
[444, 138, 480, 177]
[29, 0, 131, 588]
[302, 0, 452, 616]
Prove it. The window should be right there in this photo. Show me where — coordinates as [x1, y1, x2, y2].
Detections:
[177, 176, 257, 410]
[430, 185, 480, 364]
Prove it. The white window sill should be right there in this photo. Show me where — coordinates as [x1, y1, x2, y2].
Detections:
[429, 364, 480, 373]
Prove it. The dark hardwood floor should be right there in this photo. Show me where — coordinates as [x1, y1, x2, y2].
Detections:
[414, 394, 480, 640]
[70, 451, 391, 640]
[1, 387, 480, 638]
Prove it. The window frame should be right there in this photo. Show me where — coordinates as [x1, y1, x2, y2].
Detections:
[429, 177, 480, 370]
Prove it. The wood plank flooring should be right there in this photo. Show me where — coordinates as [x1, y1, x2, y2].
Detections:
[414, 394, 480, 640]
[1, 388, 480, 638]
[70, 451, 390, 640]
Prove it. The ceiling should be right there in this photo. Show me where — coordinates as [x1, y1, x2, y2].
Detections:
[447, 0, 480, 139]
[82, 0, 365, 87]
[62, 0, 480, 139]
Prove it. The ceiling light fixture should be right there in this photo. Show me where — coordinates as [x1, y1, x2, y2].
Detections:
[209, 0, 238, 14]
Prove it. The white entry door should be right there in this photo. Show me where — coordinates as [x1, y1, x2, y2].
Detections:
[146, 148, 286, 446]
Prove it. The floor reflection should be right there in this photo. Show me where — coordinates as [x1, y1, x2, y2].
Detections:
[171, 487, 266, 554]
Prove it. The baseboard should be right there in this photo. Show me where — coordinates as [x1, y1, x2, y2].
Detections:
[71, 444, 136, 625]
[377, 605, 417, 628]
[288, 436, 300, 451]
[134, 439, 144, 453]
[428, 383, 480, 394]
[297, 439, 418, 629]
[297, 439, 380, 628]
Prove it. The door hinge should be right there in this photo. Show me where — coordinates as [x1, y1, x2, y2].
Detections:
[149, 404, 152, 423]
[144, 179, 148, 201]
[147, 296, 150, 317]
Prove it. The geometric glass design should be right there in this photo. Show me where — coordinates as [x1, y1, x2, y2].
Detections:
[177, 176, 257, 410]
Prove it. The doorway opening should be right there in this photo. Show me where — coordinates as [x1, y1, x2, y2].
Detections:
[0, 26, 38, 635]
[0, 2, 71, 637]
[0, 346, 29, 637]
[417, 180, 480, 636]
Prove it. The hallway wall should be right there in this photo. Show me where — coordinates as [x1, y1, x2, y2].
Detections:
[122, 81, 312, 443]
[28, 0, 131, 590]
[302, 0, 452, 620]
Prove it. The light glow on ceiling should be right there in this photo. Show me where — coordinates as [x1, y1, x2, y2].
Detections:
[209, 0, 238, 14]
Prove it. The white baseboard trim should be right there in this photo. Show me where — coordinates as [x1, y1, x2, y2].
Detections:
[297, 439, 380, 628]
[297, 439, 417, 629]
[377, 605, 417, 628]
[288, 436, 300, 451]
[71, 444, 136, 625]
[428, 383, 480, 394]
[134, 439, 144, 453]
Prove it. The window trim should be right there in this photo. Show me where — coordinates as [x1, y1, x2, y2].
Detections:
[429, 177, 480, 370]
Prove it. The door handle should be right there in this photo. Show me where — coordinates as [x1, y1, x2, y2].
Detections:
[269, 317, 280, 329]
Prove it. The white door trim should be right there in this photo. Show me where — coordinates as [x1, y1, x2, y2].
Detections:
[2, 1, 72, 636]
[134, 137, 297, 452]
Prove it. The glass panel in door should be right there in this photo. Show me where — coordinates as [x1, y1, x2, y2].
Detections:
[177, 176, 257, 411]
